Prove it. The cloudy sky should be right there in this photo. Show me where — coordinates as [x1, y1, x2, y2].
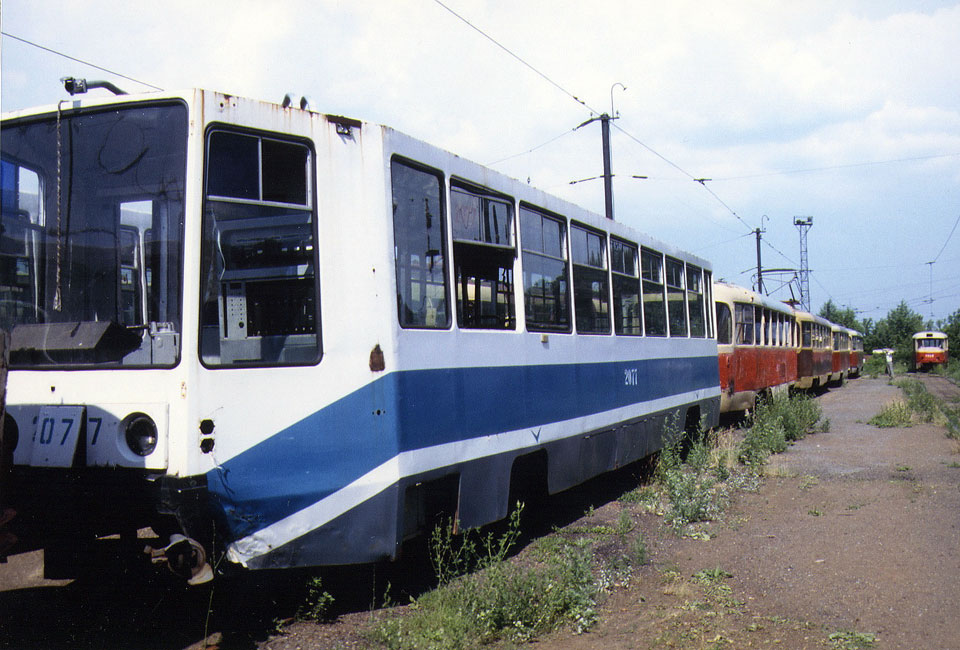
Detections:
[3, 0, 959, 323]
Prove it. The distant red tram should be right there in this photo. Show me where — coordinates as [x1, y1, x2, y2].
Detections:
[912, 331, 949, 371]
[847, 329, 864, 377]
[829, 323, 851, 386]
[714, 282, 797, 413]
[794, 311, 833, 390]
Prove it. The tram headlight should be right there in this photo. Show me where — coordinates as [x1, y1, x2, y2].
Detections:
[122, 413, 158, 457]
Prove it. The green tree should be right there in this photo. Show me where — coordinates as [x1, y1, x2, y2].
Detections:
[818, 299, 861, 330]
[865, 301, 925, 363]
[939, 308, 960, 361]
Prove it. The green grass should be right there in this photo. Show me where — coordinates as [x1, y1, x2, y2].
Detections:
[878, 379, 960, 438]
[739, 393, 826, 467]
[868, 399, 912, 428]
[829, 629, 877, 649]
[370, 507, 601, 649]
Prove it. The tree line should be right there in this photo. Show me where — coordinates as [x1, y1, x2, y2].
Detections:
[818, 299, 960, 363]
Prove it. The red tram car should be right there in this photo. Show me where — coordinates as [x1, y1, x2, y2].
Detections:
[847, 329, 864, 378]
[794, 311, 833, 390]
[912, 331, 949, 371]
[714, 282, 797, 413]
[829, 323, 851, 387]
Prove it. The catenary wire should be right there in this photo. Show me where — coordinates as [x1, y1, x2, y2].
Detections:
[1, 31, 163, 91]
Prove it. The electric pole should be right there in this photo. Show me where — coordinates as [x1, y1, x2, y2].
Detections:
[794, 216, 813, 312]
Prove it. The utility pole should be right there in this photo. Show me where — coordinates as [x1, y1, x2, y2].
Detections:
[755, 228, 764, 295]
[577, 83, 625, 221]
[794, 216, 813, 312]
[601, 113, 613, 221]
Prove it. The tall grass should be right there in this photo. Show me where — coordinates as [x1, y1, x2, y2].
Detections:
[739, 393, 826, 467]
[884, 378, 960, 439]
[371, 506, 600, 649]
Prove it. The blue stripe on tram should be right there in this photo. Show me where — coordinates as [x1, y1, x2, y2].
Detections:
[206, 356, 719, 539]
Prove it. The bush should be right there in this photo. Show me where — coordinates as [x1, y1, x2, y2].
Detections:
[868, 400, 912, 428]
[371, 507, 599, 649]
[738, 393, 827, 467]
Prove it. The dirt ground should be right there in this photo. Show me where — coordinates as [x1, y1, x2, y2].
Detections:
[1, 375, 958, 649]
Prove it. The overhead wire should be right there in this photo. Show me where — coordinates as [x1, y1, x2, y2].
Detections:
[431, 0, 600, 116]
[429, 1, 760, 241]
[930, 212, 960, 264]
[710, 152, 960, 182]
[1, 31, 163, 91]
[485, 127, 578, 167]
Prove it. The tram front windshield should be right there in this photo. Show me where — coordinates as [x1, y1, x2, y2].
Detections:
[0, 103, 187, 367]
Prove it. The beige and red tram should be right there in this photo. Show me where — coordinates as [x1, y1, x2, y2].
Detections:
[829, 323, 851, 386]
[794, 311, 833, 390]
[912, 331, 949, 371]
[714, 282, 797, 413]
[847, 329, 864, 377]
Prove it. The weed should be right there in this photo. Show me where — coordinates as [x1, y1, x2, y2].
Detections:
[297, 575, 336, 623]
[738, 393, 823, 467]
[947, 461, 960, 469]
[799, 474, 819, 490]
[631, 532, 648, 566]
[430, 505, 523, 586]
[868, 399, 912, 428]
[808, 508, 823, 516]
[894, 464, 911, 472]
[615, 509, 634, 536]
[692, 567, 732, 584]
[372, 512, 599, 649]
[829, 629, 877, 649]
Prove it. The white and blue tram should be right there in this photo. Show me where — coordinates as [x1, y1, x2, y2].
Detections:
[0, 87, 720, 582]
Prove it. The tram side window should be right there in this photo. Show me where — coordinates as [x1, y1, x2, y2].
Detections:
[704, 270, 714, 338]
[716, 302, 732, 345]
[801, 322, 812, 348]
[735, 303, 754, 345]
[687, 264, 705, 337]
[392, 159, 449, 329]
[521, 207, 570, 332]
[571, 224, 610, 334]
[0, 160, 43, 328]
[611, 238, 641, 335]
[641, 248, 667, 336]
[451, 185, 515, 329]
[200, 130, 319, 366]
[666, 257, 687, 337]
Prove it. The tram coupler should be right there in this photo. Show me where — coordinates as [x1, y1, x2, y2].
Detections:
[144, 533, 213, 585]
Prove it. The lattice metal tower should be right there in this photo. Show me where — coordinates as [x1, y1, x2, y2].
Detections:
[794, 217, 813, 311]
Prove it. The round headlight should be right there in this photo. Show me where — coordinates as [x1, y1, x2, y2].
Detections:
[123, 413, 158, 457]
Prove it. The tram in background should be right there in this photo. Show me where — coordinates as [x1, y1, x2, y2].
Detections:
[0, 85, 721, 582]
[829, 323, 851, 387]
[713, 282, 797, 414]
[912, 331, 949, 371]
[847, 329, 864, 378]
[794, 311, 833, 390]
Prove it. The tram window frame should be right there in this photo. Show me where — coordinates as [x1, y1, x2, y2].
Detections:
[704, 270, 714, 339]
[716, 302, 732, 345]
[450, 182, 516, 330]
[641, 247, 667, 337]
[200, 127, 321, 367]
[687, 264, 705, 338]
[735, 302, 754, 345]
[571, 223, 610, 335]
[665, 257, 687, 337]
[391, 157, 450, 330]
[520, 205, 571, 332]
[611, 237, 642, 336]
